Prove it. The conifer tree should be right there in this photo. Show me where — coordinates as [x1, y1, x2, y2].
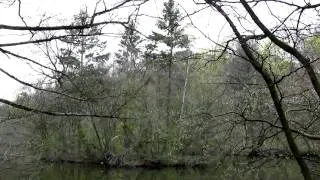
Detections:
[115, 21, 142, 73]
[149, 0, 190, 125]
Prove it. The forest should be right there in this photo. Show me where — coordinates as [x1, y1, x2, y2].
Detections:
[0, 0, 320, 179]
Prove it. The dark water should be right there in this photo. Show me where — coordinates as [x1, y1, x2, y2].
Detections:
[0, 159, 310, 180]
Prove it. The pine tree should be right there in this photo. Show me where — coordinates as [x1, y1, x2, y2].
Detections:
[149, 0, 191, 125]
[59, 9, 109, 74]
[54, 9, 110, 88]
[114, 21, 142, 151]
[115, 21, 142, 73]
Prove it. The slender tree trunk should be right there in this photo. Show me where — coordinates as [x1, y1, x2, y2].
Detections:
[80, 29, 85, 71]
[157, 72, 162, 121]
[123, 119, 130, 150]
[179, 58, 190, 121]
[87, 103, 105, 152]
[167, 46, 174, 126]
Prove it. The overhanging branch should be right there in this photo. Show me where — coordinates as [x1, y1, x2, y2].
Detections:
[0, 98, 124, 119]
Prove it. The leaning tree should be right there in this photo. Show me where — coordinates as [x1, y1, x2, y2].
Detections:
[199, 1, 320, 179]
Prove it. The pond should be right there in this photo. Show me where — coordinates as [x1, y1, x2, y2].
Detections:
[0, 158, 314, 180]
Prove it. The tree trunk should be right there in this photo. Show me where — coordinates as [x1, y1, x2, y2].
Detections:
[179, 58, 190, 121]
[166, 47, 174, 126]
[207, 3, 312, 179]
[239, 0, 320, 99]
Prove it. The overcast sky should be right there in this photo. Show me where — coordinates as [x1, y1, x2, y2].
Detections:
[0, 0, 317, 100]
[0, 0, 229, 100]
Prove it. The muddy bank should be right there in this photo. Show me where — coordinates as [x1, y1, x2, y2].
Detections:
[40, 154, 210, 169]
[39, 148, 320, 170]
[247, 149, 320, 160]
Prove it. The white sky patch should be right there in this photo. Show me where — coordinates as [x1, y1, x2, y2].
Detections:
[0, 0, 222, 100]
[0, 0, 318, 100]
